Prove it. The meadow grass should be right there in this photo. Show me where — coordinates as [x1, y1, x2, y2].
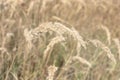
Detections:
[0, 0, 120, 80]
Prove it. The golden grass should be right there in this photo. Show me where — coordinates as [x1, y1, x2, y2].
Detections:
[0, 0, 120, 80]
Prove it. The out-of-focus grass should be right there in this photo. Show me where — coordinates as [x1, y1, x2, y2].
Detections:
[0, 0, 120, 80]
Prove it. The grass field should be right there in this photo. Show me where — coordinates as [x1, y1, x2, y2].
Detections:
[0, 0, 120, 80]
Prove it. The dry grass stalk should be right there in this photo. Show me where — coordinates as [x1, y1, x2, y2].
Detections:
[100, 25, 111, 45]
[43, 36, 65, 63]
[71, 28, 86, 55]
[113, 38, 120, 60]
[40, 0, 53, 12]
[47, 65, 58, 80]
[60, 0, 86, 6]
[52, 16, 70, 25]
[72, 56, 91, 67]
[27, 1, 34, 15]
[10, 72, 18, 80]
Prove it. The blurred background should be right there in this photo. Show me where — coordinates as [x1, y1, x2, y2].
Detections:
[0, 0, 120, 38]
[0, 0, 120, 80]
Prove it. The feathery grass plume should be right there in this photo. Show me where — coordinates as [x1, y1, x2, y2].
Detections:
[29, 22, 86, 55]
[47, 65, 58, 80]
[100, 25, 111, 45]
[54, 22, 86, 47]
[33, 22, 70, 36]
[35, 22, 71, 35]
[89, 39, 116, 71]
[72, 56, 91, 67]
[113, 38, 120, 60]
[33, 22, 86, 51]
[29, 22, 86, 67]
[32, 22, 87, 79]
[54, 23, 86, 56]
[43, 36, 65, 63]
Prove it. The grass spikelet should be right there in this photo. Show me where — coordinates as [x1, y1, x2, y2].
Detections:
[47, 65, 58, 80]
[100, 25, 111, 45]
